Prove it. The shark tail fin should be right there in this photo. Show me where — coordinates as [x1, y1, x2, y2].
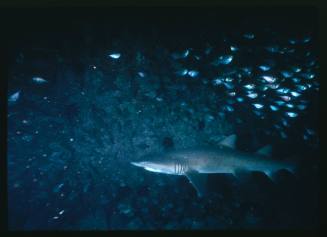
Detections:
[280, 153, 303, 176]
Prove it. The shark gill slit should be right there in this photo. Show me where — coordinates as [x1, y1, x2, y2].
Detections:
[176, 162, 181, 175]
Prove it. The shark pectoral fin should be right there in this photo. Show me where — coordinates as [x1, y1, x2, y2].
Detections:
[185, 170, 207, 198]
[263, 171, 277, 182]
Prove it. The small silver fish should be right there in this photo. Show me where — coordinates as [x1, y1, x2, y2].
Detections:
[241, 67, 252, 75]
[205, 46, 213, 55]
[236, 97, 244, 102]
[290, 91, 301, 97]
[212, 78, 223, 86]
[230, 46, 238, 52]
[305, 128, 316, 135]
[194, 55, 201, 60]
[188, 70, 199, 78]
[172, 49, 190, 59]
[275, 101, 285, 106]
[297, 104, 307, 110]
[280, 96, 291, 102]
[280, 131, 287, 139]
[259, 65, 271, 71]
[225, 105, 234, 112]
[282, 119, 289, 127]
[253, 103, 264, 109]
[302, 36, 311, 43]
[280, 71, 293, 78]
[277, 88, 290, 94]
[292, 78, 301, 83]
[108, 53, 121, 59]
[244, 84, 255, 90]
[288, 39, 297, 44]
[269, 105, 279, 111]
[138, 72, 145, 77]
[176, 69, 188, 76]
[212, 55, 233, 66]
[262, 75, 276, 83]
[224, 83, 235, 90]
[286, 112, 298, 118]
[205, 114, 215, 122]
[32, 77, 48, 84]
[156, 97, 163, 102]
[291, 66, 302, 73]
[267, 84, 279, 89]
[300, 72, 315, 80]
[260, 85, 269, 91]
[53, 183, 64, 193]
[253, 110, 263, 117]
[266, 45, 280, 53]
[246, 92, 258, 99]
[225, 77, 234, 82]
[8, 91, 21, 103]
[243, 33, 255, 39]
[285, 103, 294, 108]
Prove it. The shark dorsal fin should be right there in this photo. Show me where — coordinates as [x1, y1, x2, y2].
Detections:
[256, 145, 272, 157]
[219, 134, 237, 149]
[185, 170, 207, 198]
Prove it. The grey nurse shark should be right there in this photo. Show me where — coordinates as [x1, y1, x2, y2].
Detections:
[131, 134, 296, 197]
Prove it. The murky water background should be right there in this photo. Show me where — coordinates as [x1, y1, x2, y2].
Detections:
[6, 7, 319, 230]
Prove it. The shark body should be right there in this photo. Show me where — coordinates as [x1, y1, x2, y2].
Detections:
[131, 135, 295, 197]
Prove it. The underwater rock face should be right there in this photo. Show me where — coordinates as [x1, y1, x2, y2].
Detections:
[7, 8, 319, 230]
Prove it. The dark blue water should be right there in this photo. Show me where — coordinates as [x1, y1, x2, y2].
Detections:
[6, 7, 319, 230]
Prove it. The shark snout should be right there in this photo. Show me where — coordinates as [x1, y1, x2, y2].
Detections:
[131, 161, 145, 168]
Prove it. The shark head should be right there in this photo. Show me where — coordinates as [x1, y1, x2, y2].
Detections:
[131, 158, 187, 175]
